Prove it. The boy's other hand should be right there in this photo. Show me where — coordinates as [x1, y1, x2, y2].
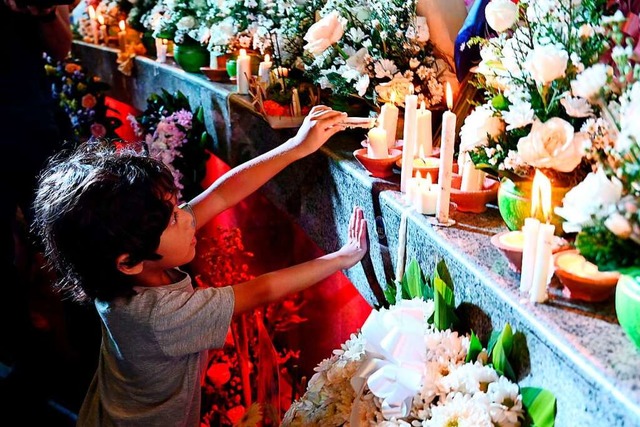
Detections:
[337, 206, 368, 268]
[290, 105, 347, 157]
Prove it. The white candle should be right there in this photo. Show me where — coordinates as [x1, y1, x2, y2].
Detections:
[406, 171, 421, 204]
[155, 37, 163, 56]
[400, 87, 418, 193]
[395, 209, 408, 282]
[156, 39, 168, 63]
[258, 54, 272, 84]
[209, 52, 219, 68]
[460, 153, 484, 191]
[519, 217, 540, 293]
[378, 93, 399, 150]
[118, 20, 127, 52]
[436, 83, 456, 224]
[236, 49, 251, 94]
[367, 127, 388, 159]
[88, 6, 99, 45]
[291, 88, 302, 116]
[416, 101, 432, 157]
[414, 172, 438, 215]
[97, 14, 107, 44]
[529, 222, 554, 303]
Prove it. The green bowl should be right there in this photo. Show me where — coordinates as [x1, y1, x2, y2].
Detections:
[226, 59, 237, 78]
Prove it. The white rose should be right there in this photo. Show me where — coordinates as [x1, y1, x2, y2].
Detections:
[605, 212, 632, 238]
[525, 44, 568, 85]
[517, 118, 585, 172]
[485, 0, 519, 33]
[303, 11, 344, 56]
[459, 105, 505, 151]
[570, 63, 611, 99]
[555, 168, 623, 233]
[177, 16, 196, 30]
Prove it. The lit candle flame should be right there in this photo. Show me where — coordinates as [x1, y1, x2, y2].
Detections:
[239, 49, 247, 57]
[264, 53, 270, 62]
[446, 82, 453, 110]
[119, 20, 126, 31]
[426, 172, 432, 187]
[531, 170, 552, 222]
[88, 5, 96, 20]
[409, 84, 414, 95]
[391, 92, 396, 103]
[97, 14, 104, 25]
[420, 100, 426, 111]
[418, 144, 425, 160]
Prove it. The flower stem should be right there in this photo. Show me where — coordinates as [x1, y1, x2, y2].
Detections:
[334, 44, 349, 60]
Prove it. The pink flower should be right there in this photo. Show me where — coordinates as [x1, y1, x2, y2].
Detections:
[90, 123, 107, 138]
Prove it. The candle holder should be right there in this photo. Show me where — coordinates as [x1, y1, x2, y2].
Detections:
[450, 174, 499, 213]
[553, 249, 620, 302]
[200, 67, 230, 82]
[353, 148, 402, 178]
[491, 231, 570, 273]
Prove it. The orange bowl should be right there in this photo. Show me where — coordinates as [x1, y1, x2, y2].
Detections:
[354, 148, 402, 178]
[553, 249, 620, 302]
[450, 174, 499, 213]
[200, 67, 230, 82]
[491, 230, 524, 273]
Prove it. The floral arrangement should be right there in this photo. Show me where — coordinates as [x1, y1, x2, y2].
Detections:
[555, 9, 640, 274]
[250, 76, 319, 128]
[45, 55, 122, 144]
[300, 0, 453, 109]
[459, 0, 613, 185]
[194, 226, 307, 426]
[282, 259, 556, 427]
[128, 90, 211, 201]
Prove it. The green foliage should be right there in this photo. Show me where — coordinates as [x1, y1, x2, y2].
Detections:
[488, 324, 516, 381]
[521, 387, 557, 427]
[576, 223, 639, 271]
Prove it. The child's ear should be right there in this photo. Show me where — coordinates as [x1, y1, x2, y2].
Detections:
[116, 254, 144, 275]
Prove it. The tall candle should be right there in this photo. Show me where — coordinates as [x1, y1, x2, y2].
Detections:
[414, 172, 437, 215]
[406, 171, 422, 204]
[529, 170, 554, 303]
[156, 39, 168, 63]
[379, 93, 399, 150]
[236, 49, 251, 94]
[88, 6, 99, 45]
[258, 54, 272, 84]
[400, 86, 418, 193]
[416, 101, 432, 157]
[118, 20, 127, 52]
[291, 88, 302, 116]
[395, 209, 408, 282]
[367, 127, 388, 159]
[97, 13, 107, 44]
[436, 83, 456, 224]
[519, 217, 540, 293]
[460, 153, 484, 191]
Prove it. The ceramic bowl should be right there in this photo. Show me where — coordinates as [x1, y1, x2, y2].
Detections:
[200, 67, 230, 82]
[553, 249, 620, 302]
[491, 230, 570, 273]
[354, 148, 402, 178]
[450, 174, 500, 213]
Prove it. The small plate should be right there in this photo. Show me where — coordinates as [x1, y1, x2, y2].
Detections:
[200, 67, 231, 82]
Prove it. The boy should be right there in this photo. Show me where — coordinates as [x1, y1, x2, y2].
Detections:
[33, 106, 368, 426]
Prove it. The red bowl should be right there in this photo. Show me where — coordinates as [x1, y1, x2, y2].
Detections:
[354, 148, 402, 178]
[553, 250, 620, 302]
[450, 174, 499, 213]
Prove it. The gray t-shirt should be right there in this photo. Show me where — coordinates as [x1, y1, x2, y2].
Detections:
[77, 270, 235, 426]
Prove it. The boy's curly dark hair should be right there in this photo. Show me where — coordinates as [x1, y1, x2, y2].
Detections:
[33, 140, 177, 304]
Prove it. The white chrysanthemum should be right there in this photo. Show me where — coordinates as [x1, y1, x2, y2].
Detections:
[488, 376, 524, 427]
[374, 59, 398, 79]
[425, 328, 469, 366]
[459, 105, 505, 150]
[502, 101, 535, 131]
[424, 392, 493, 427]
[571, 63, 611, 100]
[441, 362, 499, 395]
[560, 95, 593, 118]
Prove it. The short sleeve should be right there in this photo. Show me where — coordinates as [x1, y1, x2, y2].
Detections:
[150, 285, 235, 357]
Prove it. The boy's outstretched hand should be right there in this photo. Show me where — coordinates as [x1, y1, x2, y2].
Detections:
[338, 206, 368, 269]
[290, 105, 347, 157]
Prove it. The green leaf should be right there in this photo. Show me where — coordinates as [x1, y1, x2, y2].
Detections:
[383, 281, 398, 306]
[466, 330, 483, 363]
[433, 276, 458, 330]
[521, 387, 557, 427]
[405, 259, 424, 300]
[491, 93, 509, 110]
[490, 324, 516, 381]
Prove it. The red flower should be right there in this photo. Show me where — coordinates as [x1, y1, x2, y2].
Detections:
[263, 100, 291, 117]
[226, 406, 245, 424]
[90, 123, 107, 138]
[206, 362, 232, 387]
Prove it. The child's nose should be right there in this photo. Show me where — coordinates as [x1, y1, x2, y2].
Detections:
[178, 203, 197, 228]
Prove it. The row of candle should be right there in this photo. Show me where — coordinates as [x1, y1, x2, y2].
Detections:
[87, 6, 127, 51]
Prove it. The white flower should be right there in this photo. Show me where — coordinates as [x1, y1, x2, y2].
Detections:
[525, 44, 568, 85]
[578, 23, 594, 38]
[605, 212, 633, 238]
[485, 0, 519, 33]
[176, 16, 196, 30]
[517, 118, 586, 172]
[303, 11, 344, 56]
[441, 362, 499, 395]
[346, 47, 369, 74]
[354, 73, 370, 96]
[618, 81, 640, 153]
[374, 59, 398, 79]
[570, 63, 611, 100]
[487, 376, 523, 427]
[502, 101, 535, 130]
[560, 95, 593, 118]
[555, 168, 623, 233]
[459, 105, 505, 151]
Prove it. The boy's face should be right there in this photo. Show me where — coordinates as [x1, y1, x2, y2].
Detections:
[152, 201, 198, 269]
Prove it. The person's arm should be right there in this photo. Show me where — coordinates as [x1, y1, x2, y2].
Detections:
[2, 1, 72, 60]
[188, 106, 347, 229]
[230, 206, 368, 314]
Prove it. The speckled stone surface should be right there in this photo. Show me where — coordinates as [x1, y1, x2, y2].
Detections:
[74, 42, 640, 426]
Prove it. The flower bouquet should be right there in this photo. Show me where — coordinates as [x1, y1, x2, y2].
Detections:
[128, 89, 211, 201]
[300, 0, 454, 111]
[45, 55, 122, 144]
[282, 259, 556, 427]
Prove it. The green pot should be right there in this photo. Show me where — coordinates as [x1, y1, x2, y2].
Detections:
[226, 59, 237, 78]
[616, 274, 640, 351]
[173, 42, 209, 73]
[497, 177, 571, 235]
